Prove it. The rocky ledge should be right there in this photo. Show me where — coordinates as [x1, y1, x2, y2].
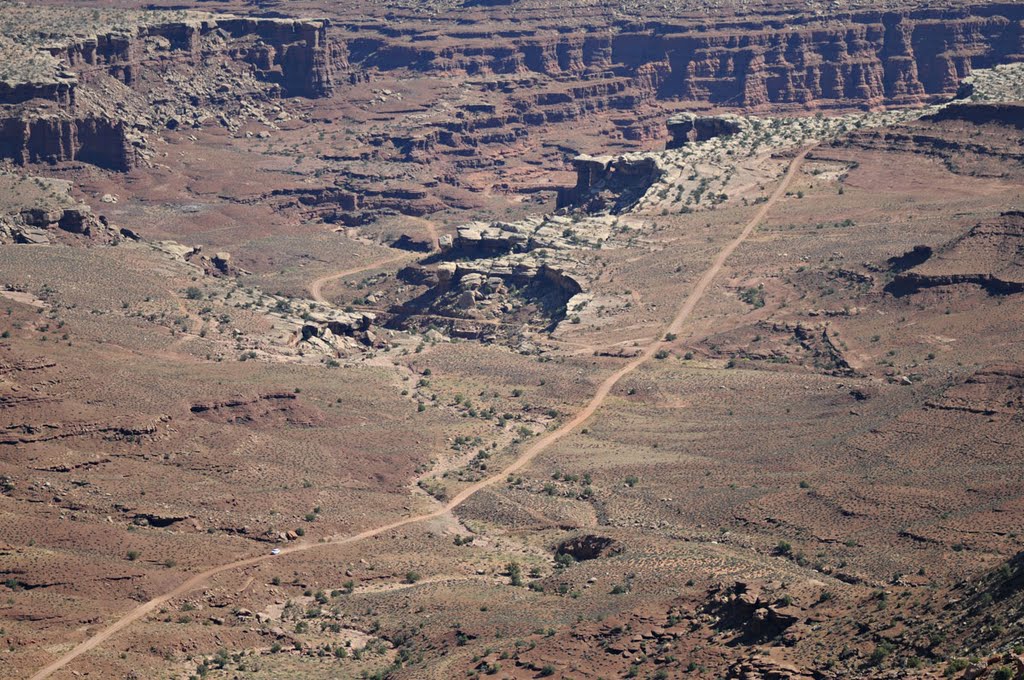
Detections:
[885, 211, 1024, 297]
[667, 113, 748, 148]
[0, 6, 333, 171]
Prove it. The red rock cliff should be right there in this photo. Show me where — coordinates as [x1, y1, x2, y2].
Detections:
[1, 15, 333, 171]
[336, 4, 1024, 108]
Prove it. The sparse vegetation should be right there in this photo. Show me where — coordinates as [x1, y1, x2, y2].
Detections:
[0, 8, 1022, 680]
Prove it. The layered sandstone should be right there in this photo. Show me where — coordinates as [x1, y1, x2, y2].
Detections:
[667, 113, 747, 147]
[559, 153, 663, 211]
[5, 14, 333, 107]
[0, 113, 134, 170]
[0, 9, 333, 170]
[331, 4, 1024, 108]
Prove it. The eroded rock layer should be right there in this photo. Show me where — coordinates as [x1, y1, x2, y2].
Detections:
[327, 5, 1024, 108]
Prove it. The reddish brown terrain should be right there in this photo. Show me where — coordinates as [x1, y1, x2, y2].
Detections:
[1, 1, 1024, 679]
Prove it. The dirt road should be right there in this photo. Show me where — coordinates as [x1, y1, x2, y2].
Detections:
[307, 217, 441, 304]
[306, 253, 414, 305]
[30, 147, 810, 680]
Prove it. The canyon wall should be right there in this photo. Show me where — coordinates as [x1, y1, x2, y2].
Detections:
[9, 17, 333, 109]
[5, 3, 1023, 173]
[218, 18, 334, 98]
[337, 4, 1024, 109]
[0, 16, 333, 171]
[0, 115, 133, 171]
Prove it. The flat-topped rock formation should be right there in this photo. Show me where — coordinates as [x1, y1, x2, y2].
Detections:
[667, 113, 748, 148]
[886, 211, 1024, 296]
[449, 214, 613, 255]
[560, 153, 663, 211]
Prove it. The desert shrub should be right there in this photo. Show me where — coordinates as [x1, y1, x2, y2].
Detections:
[868, 641, 895, 666]
[507, 562, 523, 586]
[739, 285, 765, 308]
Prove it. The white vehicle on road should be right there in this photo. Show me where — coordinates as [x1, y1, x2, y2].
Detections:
[270, 548, 281, 556]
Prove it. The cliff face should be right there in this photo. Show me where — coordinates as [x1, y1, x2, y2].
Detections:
[559, 154, 663, 212]
[5, 4, 1023, 174]
[667, 113, 747, 147]
[0, 80, 75, 108]
[338, 5, 1024, 109]
[9, 18, 333, 109]
[0, 115, 133, 171]
[217, 18, 334, 98]
[1, 15, 333, 171]
[927, 101, 1024, 129]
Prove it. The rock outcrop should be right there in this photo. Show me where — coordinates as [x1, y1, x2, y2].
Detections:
[667, 113, 748, 148]
[447, 214, 611, 257]
[0, 114, 135, 170]
[726, 654, 816, 680]
[0, 173, 112, 245]
[393, 252, 586, 339]
[300, 310, 381, 350]
[190, 392, 324, 427]
[926, 101, 1024, 130]
[268, 182, 444, 226]
[555, 535, 623, 562]
[885, 211, 1024, 297]
[925, 364, 1024, 417]
[705, 581, 801, 644]
[559, 153, 663, 212]
[0, 11, 333, 170]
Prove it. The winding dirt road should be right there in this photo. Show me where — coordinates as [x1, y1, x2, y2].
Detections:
[307, 217, 441, 304]
[30, 148, 810, 680]
[307, 252, 414, 305]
